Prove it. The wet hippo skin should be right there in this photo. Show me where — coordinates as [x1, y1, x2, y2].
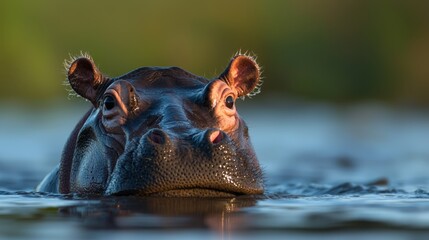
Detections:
[36, 53, 264, 197]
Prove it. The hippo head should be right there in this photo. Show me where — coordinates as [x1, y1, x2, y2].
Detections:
[61, 54, 264, 197]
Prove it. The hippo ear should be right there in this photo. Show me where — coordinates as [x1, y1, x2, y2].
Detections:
[67, 56, 108, 106]
[219, 54, 261, 98]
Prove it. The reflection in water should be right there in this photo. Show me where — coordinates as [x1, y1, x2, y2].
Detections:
[58, 196, 258, 234]
[0, 184, 429, 239]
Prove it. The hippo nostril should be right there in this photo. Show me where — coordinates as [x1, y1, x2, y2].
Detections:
[148, 129, 166, 144]
[209, 130, 223, 144]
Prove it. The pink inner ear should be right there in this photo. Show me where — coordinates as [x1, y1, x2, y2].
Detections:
[68, 58, 95, 80]
[231, 67, 239, 79]
[227, 55, 260, 97]
[68, 61, 78, 75]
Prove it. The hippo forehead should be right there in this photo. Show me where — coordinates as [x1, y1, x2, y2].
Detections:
[116, 66, 209, 90]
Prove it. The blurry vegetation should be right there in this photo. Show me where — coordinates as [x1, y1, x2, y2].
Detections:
[1, 0, 429, 104]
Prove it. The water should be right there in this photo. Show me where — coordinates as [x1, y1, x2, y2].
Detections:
[1, 100, 429, 239]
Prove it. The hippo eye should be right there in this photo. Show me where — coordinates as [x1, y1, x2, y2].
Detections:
[225, 95, 234, 109]
[103, 95, 116, 110]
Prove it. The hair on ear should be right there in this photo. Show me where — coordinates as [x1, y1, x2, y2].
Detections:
[233, 51, 263, 99]
[219, 51, 263, 98]
[63, 52, 95, 100]
[64, 52, 109, 106]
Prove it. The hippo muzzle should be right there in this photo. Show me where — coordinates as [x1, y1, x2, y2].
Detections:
[37, 53, 264, 197]
[106, 128, 262, 197]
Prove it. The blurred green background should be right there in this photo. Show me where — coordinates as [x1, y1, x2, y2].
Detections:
[1, 0, 429, 105]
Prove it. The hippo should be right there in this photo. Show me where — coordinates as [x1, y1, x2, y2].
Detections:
[36, 53, 264, 197]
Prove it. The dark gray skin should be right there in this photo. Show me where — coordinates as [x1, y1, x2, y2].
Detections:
[36, 54, 264, 197]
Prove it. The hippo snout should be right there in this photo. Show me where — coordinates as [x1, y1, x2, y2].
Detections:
[106, 128, 263, 197]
